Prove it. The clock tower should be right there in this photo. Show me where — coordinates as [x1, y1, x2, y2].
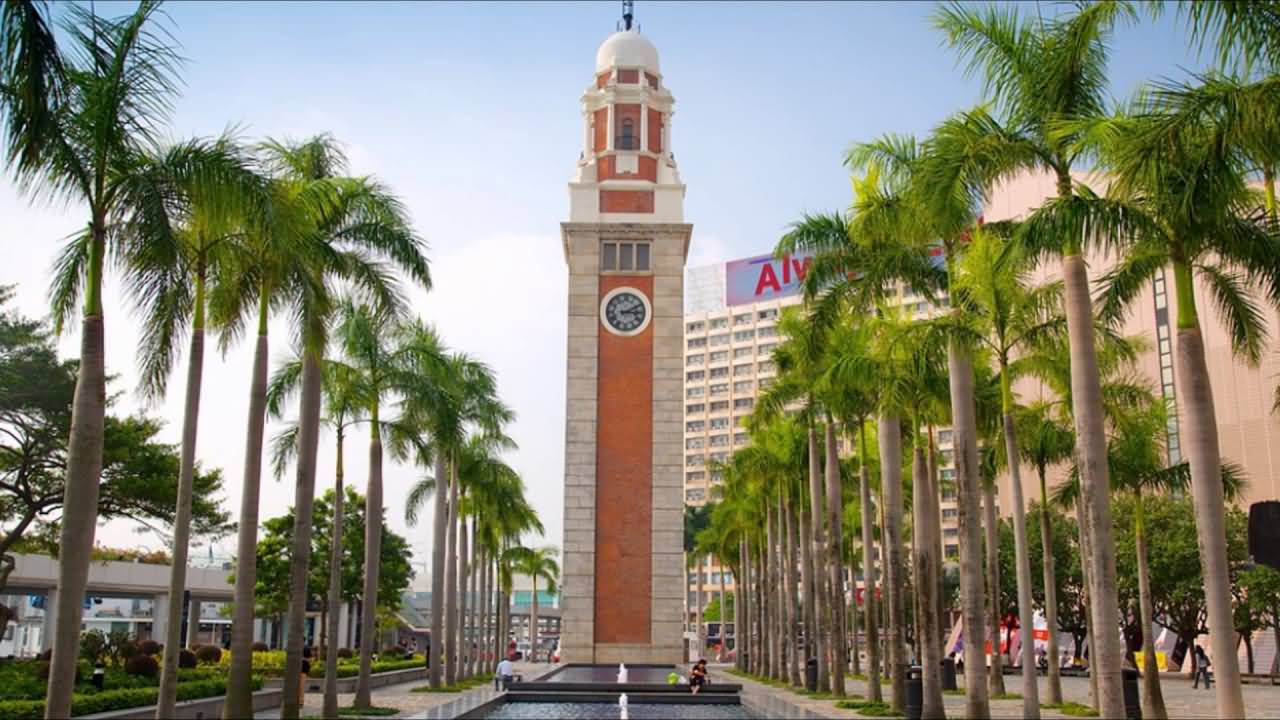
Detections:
[560, 9, 690, 665]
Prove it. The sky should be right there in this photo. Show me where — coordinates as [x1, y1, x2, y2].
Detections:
[0, 1, 1207, 579]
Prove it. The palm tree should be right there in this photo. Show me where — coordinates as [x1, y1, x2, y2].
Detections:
[267, 355, 366, 719]
[934, 3, 1140, 713]
[257, 136, 427, 720]
[509, 546, 559, 662]
[0, 5, 225, 714]
[115, 136, 271, 719]
[1052, 98, 1280, 715]
[1017, 403, 1075, 705]
[952, 226, 1065, 715]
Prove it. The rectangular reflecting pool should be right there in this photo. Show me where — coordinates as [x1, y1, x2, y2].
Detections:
[474, 702, 758, 719]
[540, 665, 679, 684]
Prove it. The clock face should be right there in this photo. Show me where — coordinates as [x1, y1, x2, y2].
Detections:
[602, 289, 649, 335]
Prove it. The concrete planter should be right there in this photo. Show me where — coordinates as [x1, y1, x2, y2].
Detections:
[80, 687, 282, 720]
[303, 666, 429, 694]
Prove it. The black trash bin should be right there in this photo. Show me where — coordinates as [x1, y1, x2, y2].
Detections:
[805, 658, 818, 692]
[940, 657, 957, 691]
[1122, 667, 1142, 720]
[906, 665, 923, 720]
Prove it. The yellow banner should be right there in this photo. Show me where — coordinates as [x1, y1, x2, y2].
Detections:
[1134, 651, 1168, 672]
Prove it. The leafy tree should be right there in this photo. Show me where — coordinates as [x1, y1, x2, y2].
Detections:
[0, 288, 231, 619]
[236, 487, 413, 646]
[1111, 494, 1249, 673]
[703, 592, 734, 623]
[1234, 564, 1280, 675]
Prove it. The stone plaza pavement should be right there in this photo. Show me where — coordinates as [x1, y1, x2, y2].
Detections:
[724, 664, 1280, 719]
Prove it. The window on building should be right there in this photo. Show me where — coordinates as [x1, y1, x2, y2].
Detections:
[734, 347, 754, 359]
[758, 326, 778, 338]
[601, 240, 651, 271]
[709, 400, 730, 412]
[757, 360, 776, 374]
[686, 370, 705, 382]
[734, 432, 748, 446]
[686, 386, 704, 398]
[945, 544, 960, 559]
[686, 321, 704, 334]
[758, 308, 778, 321]
[733, 330, 755, 342]
[941, 468, 956, 481]
[733, 313, 752, 326]
[710, 435, 729, 447]
[938, 429, 952, 444]
[686, 403, 704, 414]
[709, 366, 729, 379]
[734, 398, 754, 410]
[686, 437, 705, 450]
[685, 488, 706, 502]
[733, 363, 752, 377]
[710, 383, 729, 396]
[710, 318, 728, 330]
[686, 454, 704, 467]
[687, 471, 705, 482]
[710, 452, 728, 462]
[944, 527, 959, 537]
[687, 337, 706, 349]
[709, 350, 729, 363]
[710, 333, 730, 346]
[758, 343, 776, 355]
[710, 417, 730, 430]
[733, 380, 752, 393]
[758, 378, 773, 390]
[942, 508, 958, 519]
[687, 354, 704, 366]
[618, 118, 636, 150]
[686, 420, 705, 432]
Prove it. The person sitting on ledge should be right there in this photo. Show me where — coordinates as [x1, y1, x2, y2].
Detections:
[689, 659, 708, 694]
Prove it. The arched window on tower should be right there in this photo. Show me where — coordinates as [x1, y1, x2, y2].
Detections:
[618, 118, 636, 150]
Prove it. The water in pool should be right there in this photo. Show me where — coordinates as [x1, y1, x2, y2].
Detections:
[476, 702, 757, 719]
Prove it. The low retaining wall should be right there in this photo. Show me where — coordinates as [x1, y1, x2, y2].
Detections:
[81, 687, 282, 720]
[304, 667, 429, 694]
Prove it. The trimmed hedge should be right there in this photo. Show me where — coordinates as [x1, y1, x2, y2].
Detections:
[310, 658, 423, 679]
[0, 676, 261, 720]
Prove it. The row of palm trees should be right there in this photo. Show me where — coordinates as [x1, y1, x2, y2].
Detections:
[698, 2, 1280, 719]
[0, 2, 555, 718]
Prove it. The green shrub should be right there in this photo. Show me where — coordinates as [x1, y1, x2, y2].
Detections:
[0, 676, 260, 719]
[79, 630, 109, 666]
[194, 645, 222, 664]
[381, 646, 405, 658]
[124, 654, 159, 678]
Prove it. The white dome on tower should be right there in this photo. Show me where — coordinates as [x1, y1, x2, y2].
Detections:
[595, 30, 660, 73]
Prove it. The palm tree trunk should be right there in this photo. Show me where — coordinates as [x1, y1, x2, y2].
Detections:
[947, 344, 991, 718]
[224, 308, 271, 719]
[1062, 252, 1126, 719]
[784, 501, 801, 686]
[737, 540, 748, 672]
[849, 529, 861, 677]
[984, 480, 1007, 696]
[878, 414, 907, 711]
[1039, 470, 1063, 705]
[44, 229, 108, 720]
[912, 441, 945, 719]
[530, 576, 539, 665]
[764, 508, 776, 679]
[1075, 494, 1100, 710]
[445, 459, 459, 685]
[807, 425, 830, 692]
[1134, 492, 1168, 719]
[322, 429, 345, 719]
[859, 425, 882, 703]
[157, 281, 206, 719]
[281, 352, 324, 720]
[719, 558, 729, 663]
[826, 420, 847, 696]
[1000, 404, 1041, 717]
[354, 420, 383, 708]
[429, 454, 447, 688]
[799, 491, 817, 680]
[1170, 273, 1245, 715]
[928, 426, 946, 651]
[467, 524, 478, 677]
[458, 513, 470, 674]
[695, 554, 704, 662]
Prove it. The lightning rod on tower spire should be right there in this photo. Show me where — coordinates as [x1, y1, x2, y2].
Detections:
[622, 0, 634, 31]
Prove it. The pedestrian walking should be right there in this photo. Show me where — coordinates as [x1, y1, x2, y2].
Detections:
[1192, 645, 1212, 689]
